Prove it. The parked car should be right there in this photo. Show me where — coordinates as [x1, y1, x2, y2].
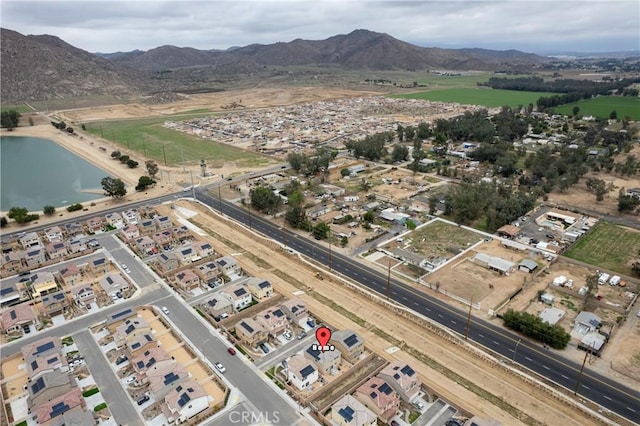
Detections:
[125, 376, 136, 384]
[227, 347, 236, 356]
[215, 362, 226, 373]
[136, 395, 150, 406]
[259, 343, 269, 354]
[161, 306, 170, 315]
[413, 401, 425, 410]
[116, 356, 128, 365]
[297, 331, 307, 340]
[445, 420, 464, 426]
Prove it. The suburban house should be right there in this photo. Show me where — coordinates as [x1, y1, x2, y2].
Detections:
[279, 299, 308, 325]
[157, 253, 180, 274]
[121, 225, 141, 241]
[86, 216, 105, 233]
[153, 230, 174, 250]
[100, 273, 130, 295]
[22, 337, 68, 379]
[29, 271, 58, 298]
[171, 225, 191, 243]
[496, 224, 520, 239]
[131, 347, 173, 375]
[106, 308, 136, 328]
[71, 286, 96, 307]
[115, 317, 152, 348]
[1, 304, 37, 334]
[154, 215, 173, 230]
[105, 212, 124, 228]
[235, 318, 268, 347]
[216, 256, 241, 277]
[33, 387, 86, 425]
[126, 331, 156, 357]
[573, 311, 602, 335]
[203, 294, 234, 319]
[122, 208, 140, 225]
[309, 205, 331, 219]
[41, 291, 69, 317]
[223, 283, 252, 311]
[175, 269, 201, 292]
[162, 380, 209, 424]
[24, 246, 46, 268]
[255, 307, 289, 337]
[138, 219, 157, 235]
[20, 232, 41, 249]
[247, 277, 273, 300]
[89, 257, 110, 275]
[0, 282, 24, 308]
[193, 240, 215, 258]
[329, 394, 377, 426]
[196, 261, 221, 284]
[330, 330, 365, 363]
[320, 184, 346, 197]
[44, 226, 64, 242]
[28, 369, 76, 408]
[45, 241, 68, 260]
[378, 361, 421, 402]
[1, 251, 23, 275]
[135, 236, 157, 255]
[305, 344, 341, 375]
[472, 253, 516, 275]
[176, 244, 200, 264]
[286, 354, 318, 391]
[68, 239, 88, 254]
[64, 222, 84, 237]
[354, 377, 400, 423]
[147, 363, 189, 399]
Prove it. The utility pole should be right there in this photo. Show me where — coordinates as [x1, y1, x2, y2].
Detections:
[513, 338, 522, 362]
[162, 145, 167, 167]
[247, 203, 252, 230]
[328, 231, 332, 271]
[386, 258, 391, 299]
[574, 347, 589, 394]
[218, 185, 222, 212]
[465, 300, 473, 340]
[190, 170, 196, 200]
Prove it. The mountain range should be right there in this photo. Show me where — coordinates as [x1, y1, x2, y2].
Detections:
[1, 28, 547, 103]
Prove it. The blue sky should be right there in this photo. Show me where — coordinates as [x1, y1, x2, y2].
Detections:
[1, 1, 638, 54]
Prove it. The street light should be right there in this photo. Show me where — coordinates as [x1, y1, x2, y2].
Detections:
[513, 338, 522, 362]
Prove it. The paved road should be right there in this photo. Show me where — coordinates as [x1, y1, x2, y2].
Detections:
[254, 332, 317, 370]
[74, 330, 144, 426]
[195, 189, 640, 424]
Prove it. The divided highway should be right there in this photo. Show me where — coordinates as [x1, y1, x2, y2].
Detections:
[195, 188, 640, 424]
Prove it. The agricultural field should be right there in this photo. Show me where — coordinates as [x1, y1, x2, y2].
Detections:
[553, 96, 640, 120]
[0, 104, 35, 114]
[564, 222, 640, 276]
[85, 116, 275, 168]
[393, 88, 556, 108]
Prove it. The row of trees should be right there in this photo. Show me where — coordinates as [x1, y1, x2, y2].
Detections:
[6, 206, 39, 224]
[502, 309, 571, 349]
[481, 76, 640, 95]
[286, 147, 337, 176]
[110, 150, 139, 169]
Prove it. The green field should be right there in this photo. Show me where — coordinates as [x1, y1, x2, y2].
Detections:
[416, 73, 495, 88]
[1, 104, 35, 114]
[393, 88, 556, 108]
[85, 116, 274, 168]
[554, 96, 640, 120]
[564, 222, 640, 276]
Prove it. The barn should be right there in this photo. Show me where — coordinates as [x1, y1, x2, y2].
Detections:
[518, 259, 538, 273]
[472, 253, 515, 275]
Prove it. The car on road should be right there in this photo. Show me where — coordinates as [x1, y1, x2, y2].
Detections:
[227, 347, 236, 356]
[297, 331, 307, 340]
[136, 395, 150, 406]
[259, 343, 269, 354]
[121, 263, 127, 269]
[445, 420, 464, 426]
[214, 362, 226, 373]
[161, 306, 170, 315]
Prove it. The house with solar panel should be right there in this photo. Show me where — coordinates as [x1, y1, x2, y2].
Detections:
[89, 256, 110, 275]
[153, 230, 174, 250]
[202, 293, 234, 319]
[41, 291, 69, 317]
[24, 246, 46, 268]
[123, 208, 140, 225]
[58, 263, 82, 286]
[126, 332, 157, 357]
[255, 307, 289, 337]
[330, 330, 365, 363]
[235, 318, 268, 347]
[135, 235, 157, 254]
[354, 376, 400, 423]
[247, 277, 273, 300]
[106, 308, 136, 328]
[33, 387, 89, 424]
[29, 271, 58, 298]
[305, 344, 341, 375]
[106, 212, 124, 229]
[68, 238, 88, 255]
[162, 380, 210, 424]
[215, 256, 242, 278]
[175, 269, 201, 292]
[115, 317, 152, 349]
[223, 283, 252, 312]
[20, 231, 41, 249]
[378, 361, 422, 403]
[154, 215, 173, 230]
[279, 298, 308, 325]
[121, 224, 141, 241]
[138, 218, 157, 235]
[71, 286, 96, 308]
[45, 241, 69, 260]
[21, 337, 68, 380]
[131, 347, 173, 375]
[329, 394, 377, 426]
[157, 252, 180, 273]
[286, 353, 318, 390]
[196, 261, 222, 285]
[171, 225, 192, 243]
[100, 273, 130, 296]
[147, 363, 189, 399]
[28, 369, 76, 408]
[1, 303, 37, 334]
[194, 240, 216, 258]
[1, 250, 23, 276]
[0, 282, 25, 308]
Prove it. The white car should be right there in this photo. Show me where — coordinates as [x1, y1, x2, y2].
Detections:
[214, 362, 226, 374]
[125, 376, 137, 384]
[161, 306, 170, 315]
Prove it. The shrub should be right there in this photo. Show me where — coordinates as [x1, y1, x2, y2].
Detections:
[93, 402, 107, 412]
[83, 387, 100, 397]
[67, 203, 83, 212]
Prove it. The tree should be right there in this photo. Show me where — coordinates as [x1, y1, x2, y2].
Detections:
[126, 159, 139, 168]
[66, 127, 74, 134]
[145, 160, 159, 179]
[586, 177, 609, 201]
[28, 117, 34, 126]
[0, 217, 7, 227]
[405, 219, 417, 230]
[1, 110, 21, 130]
[101, 177, 127, 198]
[312, 222, 330, 240]
[618, 189, 640, 212]
[111, 151, 121, 159]
[81, 123, 86, 131]
[7, 206, 38, 224]
[572, 106, 580, 117]
[340, 168, 350, 178]
[287, 153, 306, 173]
[119, 155, 130, 164]
[249, 185, 282, 215]
[135, 176, 156, 191]
[396, 124, 404, 142]
[67, 203, 83, 212]
[363, 210, 374, 223]
[43, 205, 56, 216]
[609, 110, 617, 120]
[391, 144, 409, 162]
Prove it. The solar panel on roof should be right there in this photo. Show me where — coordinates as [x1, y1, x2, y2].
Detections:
[234, 288, 247, 296]
[49, 401, 70, 418]
[147, 358, 156, 367]
[401, 365, 415, 377]
[144, 334, 152, 341]
[300, 365, 315, 379]
[379, 383, 393, 395]
[31, 360, 38, 370]
[176, 385, 183, 392]
[306, 346, 320, 360]
[338, 406, 355, 422]
[53, 293, 64, 300]
[393, 373, 400, 379]
[241, 321, 254, 333]
[187, 387, 194, 392]
[258, 281, 270, 289]
[131, 342, 141, 349]
[47, 356, 58, 364]
[177, 392, 191, 407]
[125, 325, 135, 334]
[36, 341, 55, 354]
[344, 334, 359, 347]
[273, 309, 284, 317]
[112, 309, 133, 319]
[370, 391, 377, 399]
[137, 361, 144, 369]
[10, 310, 16, 319]
[1, 287, 14, 296]
[164, 372, 180, 385]
[31, 377, 45, 394]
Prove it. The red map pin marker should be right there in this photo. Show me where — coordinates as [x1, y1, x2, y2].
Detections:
[315, 326, 332, 352]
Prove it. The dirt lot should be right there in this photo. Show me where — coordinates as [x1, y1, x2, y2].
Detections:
[163, 198, 614, 426]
